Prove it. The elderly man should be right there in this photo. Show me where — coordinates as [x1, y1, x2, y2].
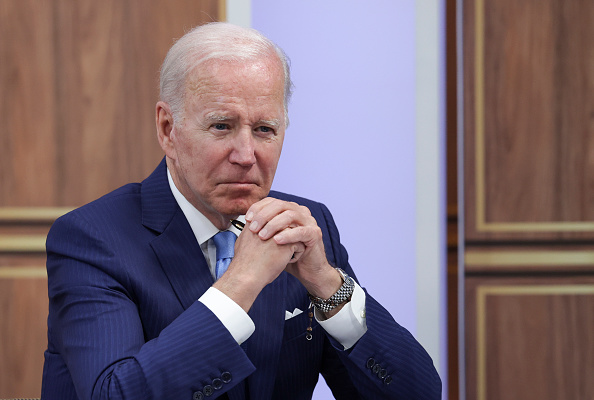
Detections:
[41, 23, 441, 400]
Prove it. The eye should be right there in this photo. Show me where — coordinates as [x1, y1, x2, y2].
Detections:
[213, 123, 230, 131]
[256, 126, 275, 136]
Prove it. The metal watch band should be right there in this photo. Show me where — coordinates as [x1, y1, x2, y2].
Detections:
[308, 268, 355, 313]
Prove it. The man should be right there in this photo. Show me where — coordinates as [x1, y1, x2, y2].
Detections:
[42, 23, 441, 399]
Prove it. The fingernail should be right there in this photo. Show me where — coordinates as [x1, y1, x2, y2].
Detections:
[250, 220, 259, 231]
[259, 228, 267, 238]
[274, 234, 284, 244]
[246, 211, 253, 221]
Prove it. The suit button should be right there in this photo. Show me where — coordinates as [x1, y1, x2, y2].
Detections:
[366, 358, 376, 369]
[221, 371, 232, 383]
[378, 368, 387, 379]
[212, 378, 223, 390]
[193, 391, 203, 400]
[203, 385, 214, 396]
[384, 375, 393, 385]
[372, 364, 381, 374]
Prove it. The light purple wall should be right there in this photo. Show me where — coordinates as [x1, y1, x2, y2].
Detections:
[253, 0, 417, 324]
[251, 2, 442, 398]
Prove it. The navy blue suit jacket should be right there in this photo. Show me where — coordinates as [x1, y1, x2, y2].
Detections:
[41, 159, 441, 400]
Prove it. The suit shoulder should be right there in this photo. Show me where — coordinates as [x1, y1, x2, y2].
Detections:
[268, 190, 325, 210]
[54, 183, 142, 227]
[268, 190, 337, 233]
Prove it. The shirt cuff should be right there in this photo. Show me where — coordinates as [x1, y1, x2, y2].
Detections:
[198, 287, 255, 345]
[315, 282, 367, 350]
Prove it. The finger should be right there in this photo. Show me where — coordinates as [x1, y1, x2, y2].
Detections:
[289, 242, 306, 263]
[245, 197, 280, 232]
[245, 197, 276, 222]
[273, 224, 322, 248]
[257, 208, 308, 240]
[248, 199, 308, 235]
[231, 228, 299, 281]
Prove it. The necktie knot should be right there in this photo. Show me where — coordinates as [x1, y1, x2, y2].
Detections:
[212, 231, 236, 279]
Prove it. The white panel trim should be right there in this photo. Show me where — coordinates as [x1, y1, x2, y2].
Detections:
[415, 0, 447, 395]
[225, 0, 252, 28]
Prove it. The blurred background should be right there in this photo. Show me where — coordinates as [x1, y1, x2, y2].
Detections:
[1, 1, 592, 399]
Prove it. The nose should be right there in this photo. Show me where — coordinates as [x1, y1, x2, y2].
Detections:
[228, 127, 256, 166]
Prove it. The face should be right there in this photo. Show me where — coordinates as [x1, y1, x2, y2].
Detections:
[157, 56, 286, 228]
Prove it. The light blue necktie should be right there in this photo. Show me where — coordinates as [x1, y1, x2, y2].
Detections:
[212, 231, 236, 280]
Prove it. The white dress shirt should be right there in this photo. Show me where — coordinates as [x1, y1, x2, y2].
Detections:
[167, 169, 367, 349]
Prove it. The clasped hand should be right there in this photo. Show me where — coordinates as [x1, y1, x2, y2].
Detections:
[214, 198, 342, 312]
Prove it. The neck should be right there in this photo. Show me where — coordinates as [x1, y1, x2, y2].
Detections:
[166, 158, 235, 231]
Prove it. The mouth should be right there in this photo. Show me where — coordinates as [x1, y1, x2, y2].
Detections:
[220, 181, 260, 190]
[224, 181, 257, 185]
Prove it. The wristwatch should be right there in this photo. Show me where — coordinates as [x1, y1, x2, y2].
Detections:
[308, 268, 355, 313]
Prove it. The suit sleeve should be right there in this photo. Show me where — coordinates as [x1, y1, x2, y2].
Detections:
[316, 203, 442, 400]
[45, 212, 254, 400]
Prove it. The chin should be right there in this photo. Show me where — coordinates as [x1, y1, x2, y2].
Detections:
[210, 186, 269, 216]
[217, 196, 260, 217]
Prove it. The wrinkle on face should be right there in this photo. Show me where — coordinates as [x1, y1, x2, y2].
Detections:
[166, 55, 287, 228]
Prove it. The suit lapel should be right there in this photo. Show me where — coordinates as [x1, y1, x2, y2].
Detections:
[150, 210, 214, 309]
[142, 158, 214, 309]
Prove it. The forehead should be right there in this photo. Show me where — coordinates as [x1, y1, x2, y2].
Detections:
[186, 57, 285, 103]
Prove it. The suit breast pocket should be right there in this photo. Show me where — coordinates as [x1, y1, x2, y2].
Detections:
[283, 308, 320, 343]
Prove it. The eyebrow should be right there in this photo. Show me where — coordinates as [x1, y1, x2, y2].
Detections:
[258, 119, 282, 129]
[204, 113, 234, 122]
[204, 113, 281, 129]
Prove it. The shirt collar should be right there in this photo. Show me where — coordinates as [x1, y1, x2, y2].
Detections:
[167, 168, 243, 245]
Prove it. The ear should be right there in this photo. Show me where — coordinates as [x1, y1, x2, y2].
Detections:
[156, 101, 177, 159]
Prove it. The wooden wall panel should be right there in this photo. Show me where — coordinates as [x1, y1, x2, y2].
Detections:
[1, 0, 221, 209]
[446, 0, 459, 396]
[461, 0, 594, 399]
[463, 0, 594, 241]
[0, 278, 48, 398]
[465, 276, 594, 400]
[0, 0, 58, 208]
[0, 1, 221, 397]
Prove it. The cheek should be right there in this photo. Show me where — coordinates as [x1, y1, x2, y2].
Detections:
[176, 132, 210, 162]
[257, 148, 283, 182]
[186, 144, 233, 183]
[265, 142, 283, 168]
[174, 137, 209, 178]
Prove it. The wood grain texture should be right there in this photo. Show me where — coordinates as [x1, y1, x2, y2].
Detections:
[465, 276, 594, 400]
[0, 0, 220, 208]
[0, 278, 49, 398]
[462, 1, 594, 398]
[446, 0, 459, 397]
[0, 1, 220, 397]
[463, 0, 594, 241]
[0, 0, 58, 208]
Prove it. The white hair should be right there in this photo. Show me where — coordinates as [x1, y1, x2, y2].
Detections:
[159, 22, 293, 125]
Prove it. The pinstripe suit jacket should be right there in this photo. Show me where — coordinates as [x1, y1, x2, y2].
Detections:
[41, 158, 441, 400]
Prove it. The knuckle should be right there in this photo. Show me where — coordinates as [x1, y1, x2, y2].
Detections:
[298, 205, 312, 216]
[306, 215, 317, 226]
[314, 226, 323, 239]
[287, 209, 301, 221]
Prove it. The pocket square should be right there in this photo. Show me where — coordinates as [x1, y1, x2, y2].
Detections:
[285, 308, 303, 320]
